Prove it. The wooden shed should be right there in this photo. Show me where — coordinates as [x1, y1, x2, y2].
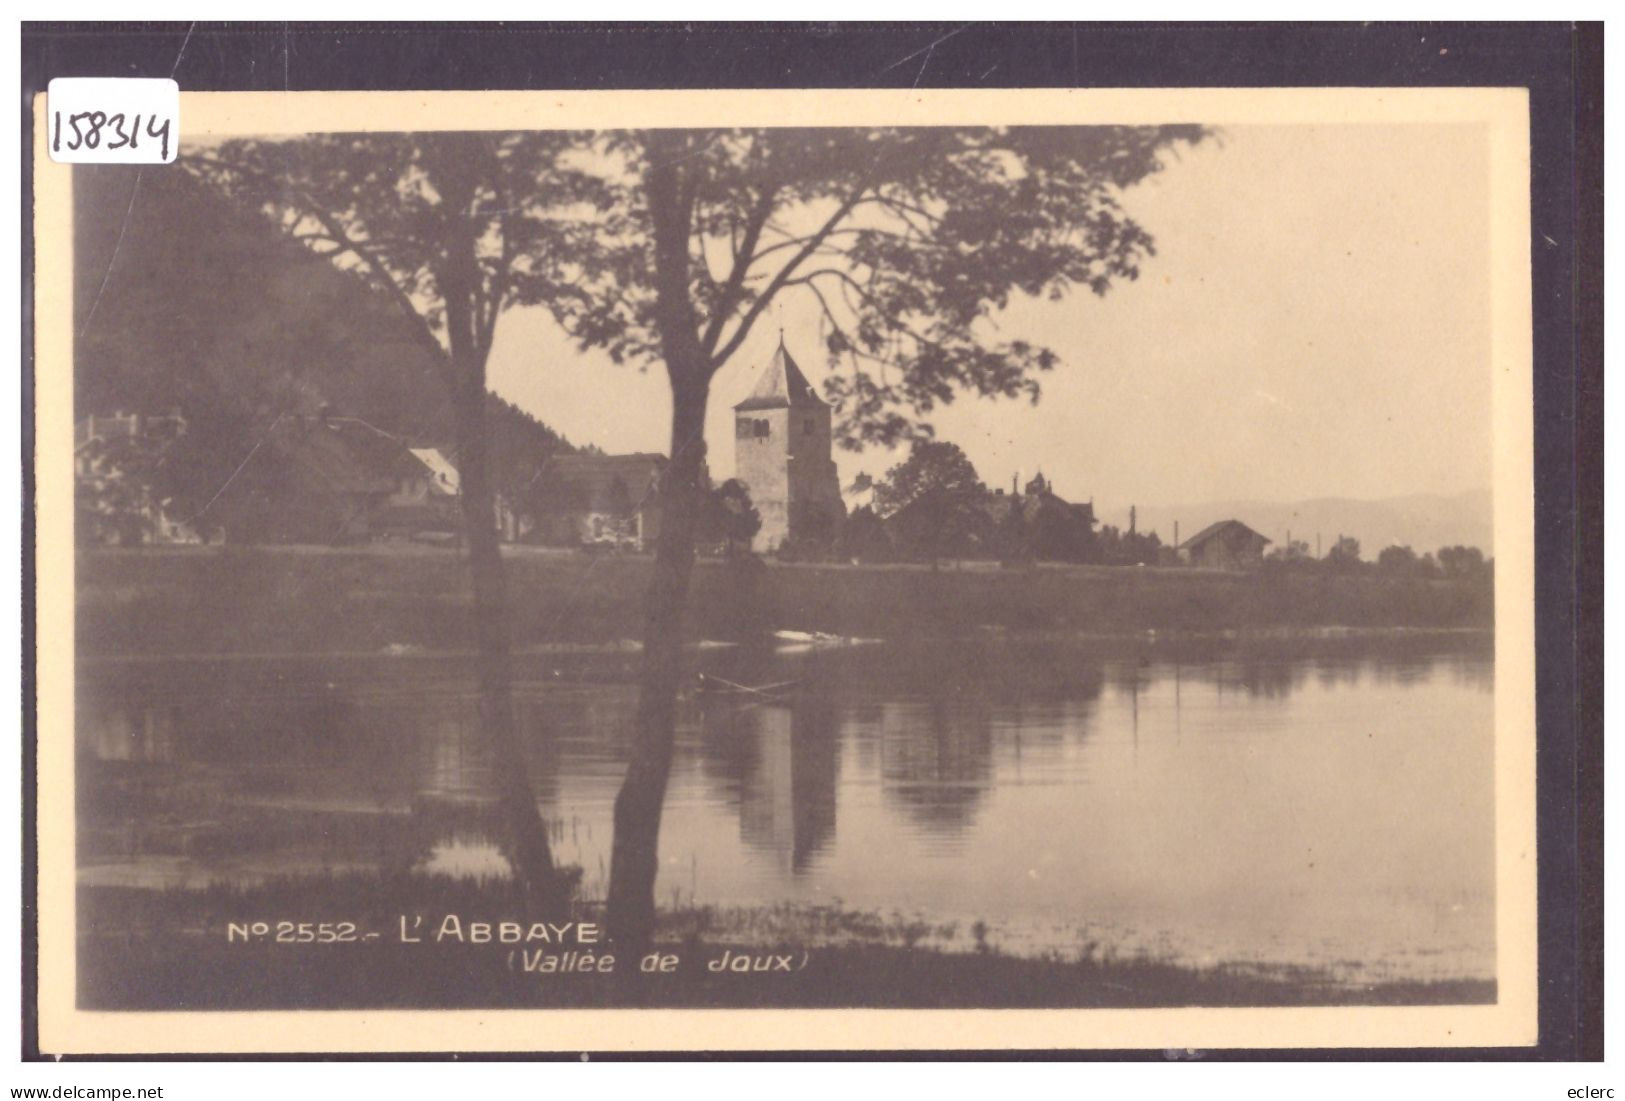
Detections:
[1179, 519, 1271, 571]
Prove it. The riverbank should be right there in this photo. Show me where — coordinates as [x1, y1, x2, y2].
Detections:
[77, 545, 1493, 656]
[77, 878, 1495, 1010]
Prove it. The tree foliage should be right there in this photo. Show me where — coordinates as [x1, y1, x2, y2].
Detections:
[1376, 544, 1421, 573]
[75, 427, 179, 546]
[185, 133, 605, 376]
[1095, 524, 1162, 566]
[870, 439, 986, 515]
[1267, 538, 1314, 563]
[552, 126, 1209, 446]
[698, 477, 762, 554]
[835, 504, 895, 563]
[1437, 544, 1491, 579]
[1325, 535, 1363, 571]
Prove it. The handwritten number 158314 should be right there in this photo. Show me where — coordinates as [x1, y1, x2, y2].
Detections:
[53, 110, 172, 161]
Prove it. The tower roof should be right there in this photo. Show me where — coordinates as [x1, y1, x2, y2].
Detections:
[734, 338, 824, 411]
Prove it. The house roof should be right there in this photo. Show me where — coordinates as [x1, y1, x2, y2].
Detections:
[324, 418, 427, 481]
[264, 415, 424, 496]
[734, 339, 824, 412]
[537, 453, 665, 514]
[409, 447, 461, 496]
[1180, 518, 1271, 551]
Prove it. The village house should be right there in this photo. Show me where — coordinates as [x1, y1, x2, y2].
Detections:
[209, 413, 460, 545]
[529, 452, 665, 551]
[1178, 519, 1271, 570]
[404, 445, 559, 544]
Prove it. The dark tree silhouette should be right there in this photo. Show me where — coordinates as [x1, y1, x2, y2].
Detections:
[1027, 495, 1099, 564]
[870, 439, 985, 516]
[1325, 535, 1364, 572]
[835, 504, 895, 563]
[1437, 545, 1491, 579]
[185, 133, 605, 908]
[995, 499, 1033, 565]
[1266, 538, 1314, 563]
[905, 491, 999, 565]
[699, 477, 763, 555]
[1376, 544, 1421, 574]
[547, 125, 1207, 949]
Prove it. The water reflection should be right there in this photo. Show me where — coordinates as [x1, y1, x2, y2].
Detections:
[701, 701, 839, 873]
[75, 634, 1496, 980]
[877, 696, 995, 840]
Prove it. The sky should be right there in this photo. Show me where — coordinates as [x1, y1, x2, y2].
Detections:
[486, 124, 1493, 517]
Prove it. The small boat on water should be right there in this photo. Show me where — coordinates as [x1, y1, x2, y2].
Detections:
[773, 629, 842, 645]
[695, 673, 799, 699]
[772, 629, 881, 651]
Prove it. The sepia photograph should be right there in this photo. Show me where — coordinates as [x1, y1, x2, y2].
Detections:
[32, 83, 1539, 1054]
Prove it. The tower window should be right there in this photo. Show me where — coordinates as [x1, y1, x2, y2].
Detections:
[754, 419, 770, 438]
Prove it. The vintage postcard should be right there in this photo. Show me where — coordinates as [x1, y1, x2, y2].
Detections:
[33, 86, 1536, 1053]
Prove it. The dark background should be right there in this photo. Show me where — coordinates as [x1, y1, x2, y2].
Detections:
[21, 21, 1601, 1062]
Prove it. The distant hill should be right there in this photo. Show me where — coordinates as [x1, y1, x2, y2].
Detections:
[74, 164, 577, 511]
[1129, 490, 1493, 558]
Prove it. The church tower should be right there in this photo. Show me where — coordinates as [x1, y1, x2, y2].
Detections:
[733, 337, 845, 552]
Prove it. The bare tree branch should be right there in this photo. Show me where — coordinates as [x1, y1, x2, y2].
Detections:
[707, 184, 874, 371]
[700, 187, 777, 356]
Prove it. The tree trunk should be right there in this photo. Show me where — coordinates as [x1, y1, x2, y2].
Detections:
[606, 384, 708, 950]
[452, 384, 562, 908]
[606, 130, 712, 953]
[428, 136, 562, 909]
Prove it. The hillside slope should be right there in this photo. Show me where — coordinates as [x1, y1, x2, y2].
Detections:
[73, 163, 577, 514]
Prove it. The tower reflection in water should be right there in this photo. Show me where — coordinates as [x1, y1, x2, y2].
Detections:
[701, 694, 838, 874]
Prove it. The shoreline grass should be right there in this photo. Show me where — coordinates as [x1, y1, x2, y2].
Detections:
[77, 545, 1493, 657]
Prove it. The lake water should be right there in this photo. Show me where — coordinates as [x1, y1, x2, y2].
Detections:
[77, 633, 1496, 985]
